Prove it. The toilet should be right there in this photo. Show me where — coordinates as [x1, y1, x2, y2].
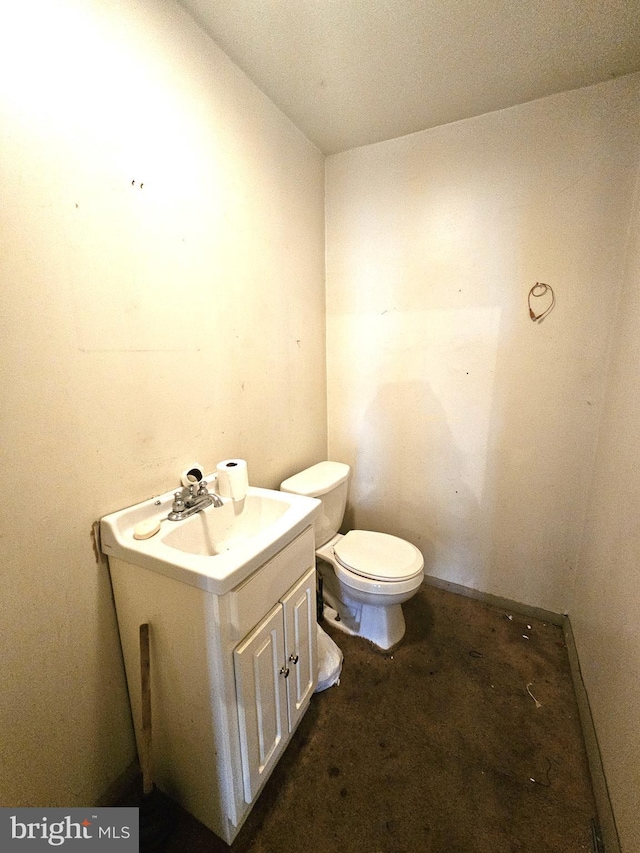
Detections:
[280, 461, 424, 650]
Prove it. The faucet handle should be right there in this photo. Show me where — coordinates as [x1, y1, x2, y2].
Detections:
[172, 491, 186, 512]
[197, 481, 209, 496]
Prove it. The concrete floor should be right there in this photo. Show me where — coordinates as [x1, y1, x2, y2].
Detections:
[149, 584, 599, 852]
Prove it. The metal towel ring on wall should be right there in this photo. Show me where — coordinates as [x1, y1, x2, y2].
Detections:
[528, 282, 556, 323]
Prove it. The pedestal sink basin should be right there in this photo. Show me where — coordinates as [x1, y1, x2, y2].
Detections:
[100, 479, 320, 594]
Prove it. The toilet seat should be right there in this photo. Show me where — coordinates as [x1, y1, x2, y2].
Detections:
[333, 530, 423, 582]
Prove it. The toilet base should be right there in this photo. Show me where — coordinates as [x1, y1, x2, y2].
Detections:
[322, 585, 407, 650]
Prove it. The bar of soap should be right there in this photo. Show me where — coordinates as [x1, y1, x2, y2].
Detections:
[133, 518, 163, 540]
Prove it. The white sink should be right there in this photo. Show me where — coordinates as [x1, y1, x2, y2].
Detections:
[100, 481, 320, 594]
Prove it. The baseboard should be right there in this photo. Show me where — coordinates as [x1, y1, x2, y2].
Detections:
[421, 574, 565, 626]
[563, 617, 621, 853]
[94, 759, 140, 807]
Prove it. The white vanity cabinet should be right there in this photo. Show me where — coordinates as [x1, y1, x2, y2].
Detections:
[107, 525, 317, 845]
[234, 567, 316, 803]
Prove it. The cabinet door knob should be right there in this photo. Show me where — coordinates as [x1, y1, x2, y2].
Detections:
[280, 666, 290, 678]
[288, 654, 299, 664]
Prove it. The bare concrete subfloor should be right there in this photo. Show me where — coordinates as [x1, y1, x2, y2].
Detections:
[147, 584, 599, 852]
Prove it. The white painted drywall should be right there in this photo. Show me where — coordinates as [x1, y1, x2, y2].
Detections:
[571, 167, 640, 852]
[326, 75, 640, 614]
[0, 0, 325, 807]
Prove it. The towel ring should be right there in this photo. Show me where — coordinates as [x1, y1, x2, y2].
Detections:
[528, 282, 555, 323]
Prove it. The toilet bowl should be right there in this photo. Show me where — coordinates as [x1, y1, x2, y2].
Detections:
[316, 530, 424, 649]
[280, 462, 424, 650]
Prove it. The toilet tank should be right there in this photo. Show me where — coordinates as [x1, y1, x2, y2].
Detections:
[280, 461, 351, 547]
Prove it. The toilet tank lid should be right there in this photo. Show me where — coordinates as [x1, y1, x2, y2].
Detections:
[280, 461, 350, 497]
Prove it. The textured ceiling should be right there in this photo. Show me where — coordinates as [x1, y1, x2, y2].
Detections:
[178, 0, 640, 154]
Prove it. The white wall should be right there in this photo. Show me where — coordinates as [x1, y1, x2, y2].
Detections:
[571, 170, 640, 852]
[0, 0, 325, 807]
[326, 75, 640, 614]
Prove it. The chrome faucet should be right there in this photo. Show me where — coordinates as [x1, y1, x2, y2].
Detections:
[168, 481, 223, 521]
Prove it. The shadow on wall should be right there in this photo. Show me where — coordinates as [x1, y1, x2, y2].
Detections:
[344, 381, 485, 584]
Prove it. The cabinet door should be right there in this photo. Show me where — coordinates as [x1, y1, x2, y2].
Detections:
[234, 605, 289, 803]
[282, 567, 317, 731]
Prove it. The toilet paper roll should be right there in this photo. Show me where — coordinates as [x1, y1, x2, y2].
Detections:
[180, 464, 204, 488]
[216, 459, 249, 501]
